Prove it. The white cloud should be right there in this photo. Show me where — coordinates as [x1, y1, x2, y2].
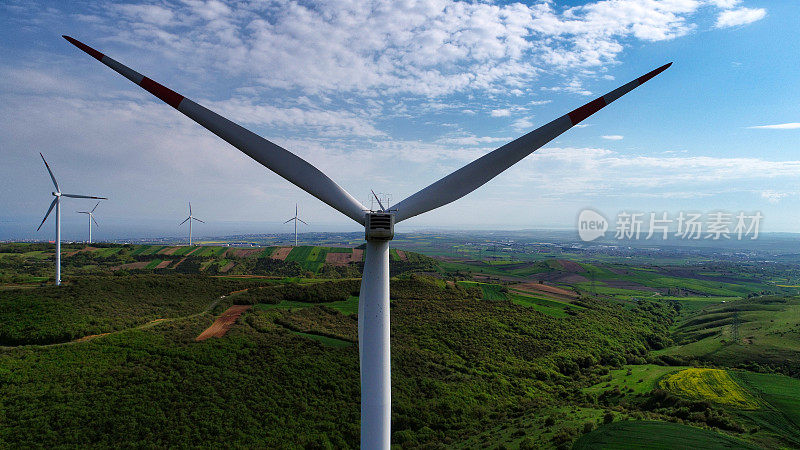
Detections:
[490, 109, 512, 117]
[542, 77, 593, 96]
[511, 117, 536, 131]
[747, 122, 800, 130]
[436, 135, 513, 146]
[601, 135, 624, 140]
[72, 0, 755, 99]
[761, 191, 788, 203]
[707, 0, 740, 8]
[715, 7, 766, 28]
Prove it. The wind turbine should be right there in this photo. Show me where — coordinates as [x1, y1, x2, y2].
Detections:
[64, 35, 671, 448]
[76, 201, 101, 244]
[284, 203, 308, 246]
[37, 152, 107, 286]
[179, 202, 204, 246]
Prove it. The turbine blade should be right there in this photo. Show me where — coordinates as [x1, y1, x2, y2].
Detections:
[189, 202, 192, 216]
[62, 193, 108, 199]
[284, 218, 294, 224]
[92, 215, 100, 228]
[371, 189, 386, 212]
[193, 217, 205, 223]
[298, 219, 309, 225]
[64, 36, 367, 224]
[39, 153, 60, 192]
[392, 63, 672, 222]
[91, 201, 100, 213]
[37, 198, 58, 231]
[76, 211, 89, 214]
[179, 217, 190, 226]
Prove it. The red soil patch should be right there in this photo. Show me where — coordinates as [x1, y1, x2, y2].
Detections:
[352, 248, 363, 262]
[512, 282, 579, 299]
[220, 261, 236, 273]
[270, 247, 292, 261]
[325, 252, 352, 266]
[172, 258, 187, 269]
[64, 246, 99, 257]
[555, 274, 589, 284]
[159, 247, 179, 255]
[557, 259, 585, 273]
[185, 247, 202, 256]
[227, 248, 263, 258]
[195, 305, 252, 341]
[602, 280, 661, 293]
[154, 260, 172, 269]
[396, 250, 407, 261]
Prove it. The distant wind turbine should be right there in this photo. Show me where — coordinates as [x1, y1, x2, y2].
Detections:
[37, 153, 107, 286]
[65, 35, 671, 449]
[284, 203, 308, 246]
[76, 201, 101, 244]
[179, 202, 204, 246]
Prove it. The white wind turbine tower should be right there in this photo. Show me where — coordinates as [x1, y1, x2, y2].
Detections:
[65, 35, 671, 449]
[284, 203, 308, 246]
[76, 201, 101, 244]
[37, 152, 107, 286]
[179, 202, 204, 246]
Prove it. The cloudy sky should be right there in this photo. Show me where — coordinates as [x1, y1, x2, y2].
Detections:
[1, 0, 796, 240]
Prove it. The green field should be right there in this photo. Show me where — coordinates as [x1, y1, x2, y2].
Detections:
[657, 296, 800, 376]
[659, 368, 759, 409]
[584, 364, 686, 395]
[573, 421, 758, 449]
[731, 371, 800, 447]
[254, 295, 359, 315]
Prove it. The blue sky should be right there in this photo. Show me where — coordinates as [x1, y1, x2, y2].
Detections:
[1, 0, 797, 241]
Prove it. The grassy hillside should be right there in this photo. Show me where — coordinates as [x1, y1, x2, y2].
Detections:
[573, 421, 758, 449]
[658, 296, 800, 376]
[2, 241, 799, 447]
[0, 275, 260, 345]
[0, 274, 684, 448]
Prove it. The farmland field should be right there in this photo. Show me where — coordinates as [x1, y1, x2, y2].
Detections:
[2, 232, 800, 447]
[658, 368, 759, 409]
[573, 421, 758, 449]
[584, 364, 686, 395]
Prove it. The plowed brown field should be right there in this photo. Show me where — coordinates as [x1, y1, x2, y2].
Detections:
[512, 282, 578, 299]
[195, 305, 252, 341]
[270, 247, 292, 260]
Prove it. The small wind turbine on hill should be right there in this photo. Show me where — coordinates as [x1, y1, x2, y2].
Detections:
[76, 201, 101, 244]
[284, 203, 307, 246]
[37, 153, 107, 286]
[179, 202, 204, 246]
[65, 35, 671, 449]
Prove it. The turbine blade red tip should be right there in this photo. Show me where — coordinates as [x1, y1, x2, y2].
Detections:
[63, 35, 104, 61]
[637, 62, 672, 86]
[140, 77, 184, 109]
[568, 97, 608, 126]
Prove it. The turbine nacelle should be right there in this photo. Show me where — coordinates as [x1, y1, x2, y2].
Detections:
[364, 212, 394, 241]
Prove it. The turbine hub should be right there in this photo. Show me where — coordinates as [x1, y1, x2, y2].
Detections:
[364, 212, 394, 241]
[53, 192, 61, 197]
